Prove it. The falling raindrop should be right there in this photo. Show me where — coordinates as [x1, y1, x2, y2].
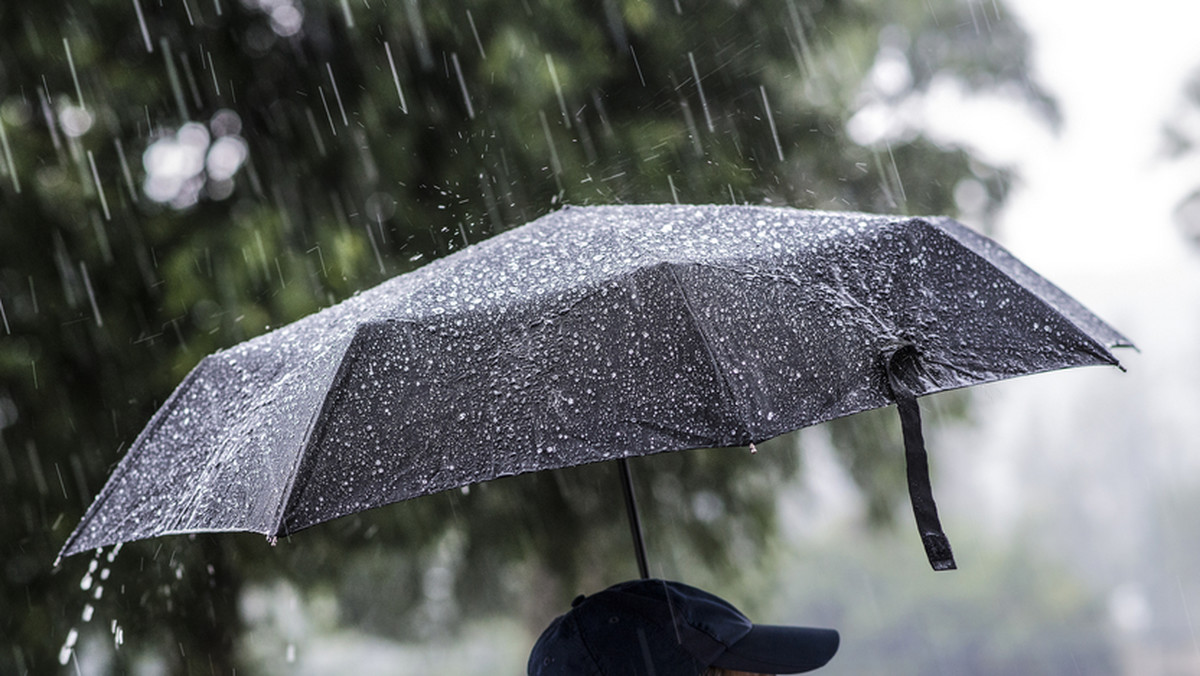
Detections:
[760, 86, 784, 162]
[86, 151, 111, 221]
[0, 117, 18, 193]
[132, 0, 154, 53]
[404, 0, 433, 69]
[384, 42, 409, 113]
[629, 45, 646, 87]
[57, 628, 77, 665]
[451, 53, 475, 120]
[538, 110, 563, 177]
[466, 10, 486, 59]
[885, 141, 907, 206]
[62, 38, 86, 112]
[80, 560, 97, 590]
[318, 86, 338, 136]
[679, 98, 703, 156]
[205, 51, 221, 97]
[325, 63, 350, 128]
[113, 138, 137, 201]
[366, 225, 386, 274]
[304, 108, 328, 155]
[688, 52, 714, 132]
[546, 54, 571, 129]
[160, 38, 188, 120]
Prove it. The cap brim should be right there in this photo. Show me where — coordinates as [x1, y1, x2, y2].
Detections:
[711, 624, 840, 674]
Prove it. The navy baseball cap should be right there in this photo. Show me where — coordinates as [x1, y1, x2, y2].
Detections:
[528, 579, 839, 675]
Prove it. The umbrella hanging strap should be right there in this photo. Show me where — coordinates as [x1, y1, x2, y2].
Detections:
[887, 352, 957, 571]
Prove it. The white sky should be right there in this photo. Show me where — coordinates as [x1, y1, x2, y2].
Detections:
[1004, 0, 1200, 278]
[928, 0, 1200, 546]
[946, 0, 1200, 288]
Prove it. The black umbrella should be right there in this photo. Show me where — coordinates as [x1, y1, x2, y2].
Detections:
[58, 204, 1131, 573]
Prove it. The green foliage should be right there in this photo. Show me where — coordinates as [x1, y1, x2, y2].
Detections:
[1, 0, 1047, 672]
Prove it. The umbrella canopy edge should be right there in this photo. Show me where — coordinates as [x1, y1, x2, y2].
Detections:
[58, 359, 213, 561]
[926, 216, 1133, 352]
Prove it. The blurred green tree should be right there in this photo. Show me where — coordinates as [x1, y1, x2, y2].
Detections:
[1, 0, 1052, 672]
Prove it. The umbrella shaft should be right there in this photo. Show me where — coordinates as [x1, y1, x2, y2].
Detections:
[618, 457, 651, 579]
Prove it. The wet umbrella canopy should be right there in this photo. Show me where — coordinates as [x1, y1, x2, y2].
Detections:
[59, 204, 1130, 569]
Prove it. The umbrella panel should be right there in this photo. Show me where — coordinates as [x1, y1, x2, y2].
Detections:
[283, 263, 748, 534]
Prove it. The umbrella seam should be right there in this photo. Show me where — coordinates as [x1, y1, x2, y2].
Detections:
[270, 332, 363, 537]
[661, 262, 750, 443]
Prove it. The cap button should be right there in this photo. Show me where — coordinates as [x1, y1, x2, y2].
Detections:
[571, 594, 587, 607]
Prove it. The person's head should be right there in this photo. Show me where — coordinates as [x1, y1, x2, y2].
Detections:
[527, 579, 839, 676]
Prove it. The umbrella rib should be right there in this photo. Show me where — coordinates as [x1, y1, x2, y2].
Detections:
[661, 263, 750, 443]
[270, 333, 364, 538]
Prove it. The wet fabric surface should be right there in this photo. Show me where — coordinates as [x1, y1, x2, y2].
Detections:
[61, 204, 1130, 557]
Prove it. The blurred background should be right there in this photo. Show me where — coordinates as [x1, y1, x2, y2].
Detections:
[1, 0, 1198, 673]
